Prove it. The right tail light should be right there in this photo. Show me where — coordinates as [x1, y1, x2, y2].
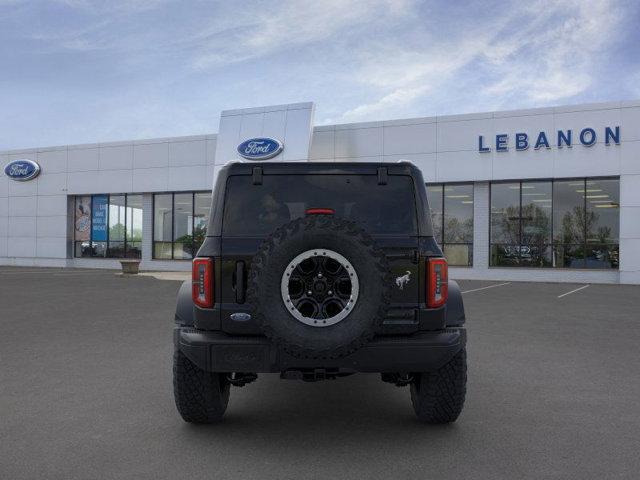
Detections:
[427, 258, 448, 308]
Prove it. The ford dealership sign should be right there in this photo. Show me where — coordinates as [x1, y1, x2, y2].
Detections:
[4, 159, 41, 181]
[237, 137, 283, 160]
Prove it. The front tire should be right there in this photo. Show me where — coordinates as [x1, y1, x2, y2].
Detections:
[173, 348, 230, 423]
[410, 348, 467, 424]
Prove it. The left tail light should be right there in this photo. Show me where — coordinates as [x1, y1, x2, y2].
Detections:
[427, 258, 448, 308]
[192, 257, 214, 308]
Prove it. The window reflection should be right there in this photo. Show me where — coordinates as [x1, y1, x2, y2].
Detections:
[490, 183, 520, 267]
[108, 195, 126, 258]
[126, 195, 143, 258]
[426, 185, 443, 244]
[153, 191, 212, 260]
[73, 193, 143, 259]
[173, 193, 193, 259]
[491, 178, 619, 269]
[585, 178, 619, 268]
[153, 194, 172, 259]
[520, 181, 552, 267]
[193, 193, 211, 255]
[427, 183, 473, 266]
[553, 180, 586, 268]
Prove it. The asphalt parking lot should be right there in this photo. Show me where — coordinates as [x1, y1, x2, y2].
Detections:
[1, 268, 639, 479]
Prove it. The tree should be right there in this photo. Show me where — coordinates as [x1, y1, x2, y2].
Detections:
[109, 223, 125, 241]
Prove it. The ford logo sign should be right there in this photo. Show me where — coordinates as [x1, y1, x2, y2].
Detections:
[4, 159, 41, 181]
[237, 137, 283, 160]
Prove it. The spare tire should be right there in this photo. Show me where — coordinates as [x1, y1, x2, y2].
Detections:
[247, 215, 391, 359]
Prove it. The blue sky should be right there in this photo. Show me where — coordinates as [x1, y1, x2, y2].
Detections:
[1, 0, 639, 150]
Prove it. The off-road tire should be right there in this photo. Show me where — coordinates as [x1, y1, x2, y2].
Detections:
[410, 347, 467, 423]
[173, 348, 230, 423]
[247, 215, 391, 359]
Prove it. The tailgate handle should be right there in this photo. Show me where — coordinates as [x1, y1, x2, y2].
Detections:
[235, 261, 246, 304]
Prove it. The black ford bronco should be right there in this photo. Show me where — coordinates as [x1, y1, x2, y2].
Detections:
[173, 161, 467, 423]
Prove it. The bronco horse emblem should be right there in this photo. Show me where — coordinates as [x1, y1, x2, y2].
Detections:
[395, 271, 411, 290]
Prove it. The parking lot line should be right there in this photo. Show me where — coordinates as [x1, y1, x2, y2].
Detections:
[557, 284, 590, 298]
[461, 282, 511, 294]
[0, 270, 114, 276]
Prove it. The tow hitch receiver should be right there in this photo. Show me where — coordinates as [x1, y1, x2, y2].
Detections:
[280, 369, 354, 382]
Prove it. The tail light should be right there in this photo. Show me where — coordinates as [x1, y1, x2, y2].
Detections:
[427, 258, 448, 308]
[192, 258, 214, 308]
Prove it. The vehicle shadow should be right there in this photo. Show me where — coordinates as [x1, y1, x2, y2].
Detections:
[172, 373, 464, 450]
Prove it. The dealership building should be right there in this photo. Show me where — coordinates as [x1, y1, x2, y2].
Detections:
[1, 100, 639, 284]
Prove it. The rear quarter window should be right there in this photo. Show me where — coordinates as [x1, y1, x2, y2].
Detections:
[222, 174, 417, 236]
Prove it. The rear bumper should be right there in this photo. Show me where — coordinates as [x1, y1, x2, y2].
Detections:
[174, 327, 466, 373]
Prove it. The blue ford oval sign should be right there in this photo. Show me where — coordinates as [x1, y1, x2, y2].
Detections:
[4, 159, 41, 181]
[237, 137, 283, 160]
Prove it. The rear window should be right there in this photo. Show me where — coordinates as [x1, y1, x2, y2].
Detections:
[222, 174, 417, 236]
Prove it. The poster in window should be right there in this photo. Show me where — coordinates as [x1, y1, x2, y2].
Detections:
[74, 196, 91, 241]
[91, 195, 108, 242]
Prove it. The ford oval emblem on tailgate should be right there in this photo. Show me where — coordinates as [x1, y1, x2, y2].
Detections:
[230, 312, 252, 322]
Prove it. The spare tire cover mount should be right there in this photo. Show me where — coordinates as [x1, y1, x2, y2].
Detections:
[280, 248, 360, 327]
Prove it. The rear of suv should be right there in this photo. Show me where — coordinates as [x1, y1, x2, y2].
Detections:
[173, 161, 467, 423]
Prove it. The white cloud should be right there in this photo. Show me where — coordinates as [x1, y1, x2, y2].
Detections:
[340, 85, 429, 121]
[335, 0, 625, 122]
[337, 36, 493, 121]
[0, 0, 634, 149]
[481, 0, 621, 105]
[190, 0, 413, 69]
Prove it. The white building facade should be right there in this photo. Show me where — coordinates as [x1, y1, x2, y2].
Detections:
[1, 100, 639, 284]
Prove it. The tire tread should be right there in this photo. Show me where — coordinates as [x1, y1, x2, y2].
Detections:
[173, 349, 230, 423]
[410, 348, 467, 424]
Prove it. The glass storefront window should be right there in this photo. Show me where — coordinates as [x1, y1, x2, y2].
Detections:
[490, 182, 520, 267]
[173, 193, 193, 259]
[108, 195, 126, 258]
[73, 193, 143, 259]
[553, 180, 586, 268]
[126, 195, 143, 258]
[426, 185, 443, 243]
[74, 196, 91, 257]
[427, 183, 473, 266]
[153, 194, 172, 259]
[585, 178, 619, 269]
[491, 178, 619, 269]
[520, 181, 552, 267]
[194, 193, 211, 254]
[152, 191, 212, 260]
